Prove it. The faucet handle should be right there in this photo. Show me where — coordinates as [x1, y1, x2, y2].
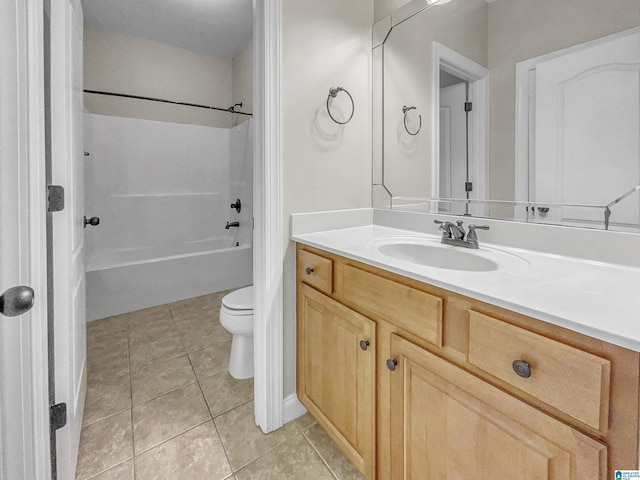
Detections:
[467, 224, 490, 241]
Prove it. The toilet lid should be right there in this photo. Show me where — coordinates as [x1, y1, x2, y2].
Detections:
[222, 286, 254, 310]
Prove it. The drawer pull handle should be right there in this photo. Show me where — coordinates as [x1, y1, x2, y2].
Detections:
[386, 358, 398, 371]
[359, 340, 370, 351]
[512, 359, 532, 378]
[305, 267, 314, 275]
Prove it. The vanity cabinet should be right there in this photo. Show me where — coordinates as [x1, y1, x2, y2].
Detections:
[389, 333, 605, 479]
[296, 243, 640, 480]
[297, 283, 377, 479]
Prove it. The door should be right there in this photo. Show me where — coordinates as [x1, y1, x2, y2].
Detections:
[533, 28, 640, 229]
[439, 82, 467, 214]
[50, 0, 86, 478]
[297, 284, 376, 479]
[388, 334, 606, 479]
[0, 0, 50, 479]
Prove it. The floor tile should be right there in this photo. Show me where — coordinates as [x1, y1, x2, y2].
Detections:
[134, 421, 232, 480]
[128, 319, 178, 349]
[87, 315, 128, 339]
[188, 340, 232, 380]
[75, 410, 133, 480]
[200, 371, 253, 417]
[131, 355, 197, 405]
[293, 412, 317, 432]
[214, 401, 298, 471]
[84, 460, 133, 480]
[83, 374, 131, 426]
[132, 382, 211, 454]
[235, 432, 334, 480]
[87, 331, 128, 363]
[129, 335, 185, 371]
[304, 423, 365, 480]
[128, 310, 174, 335]
[87, 348, 129, 385]
[179, 321, 232, 353]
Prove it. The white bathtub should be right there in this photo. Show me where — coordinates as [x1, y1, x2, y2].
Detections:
[86, 238, 252, 321]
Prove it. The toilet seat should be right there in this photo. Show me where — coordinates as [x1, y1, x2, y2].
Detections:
[222, 286, 253, 311]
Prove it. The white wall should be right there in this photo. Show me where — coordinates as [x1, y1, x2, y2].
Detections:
[281, 0, 374, 398]
[84, 113, 234, 256]
[84, 26, 234, 128]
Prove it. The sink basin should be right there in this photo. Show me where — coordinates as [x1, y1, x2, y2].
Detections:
[378, 243, 498, 271]
[367, 236, 529, 272]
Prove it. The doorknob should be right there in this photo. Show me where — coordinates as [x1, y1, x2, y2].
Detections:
[84, 216, 100, 228]
[0, 286, 35, 317]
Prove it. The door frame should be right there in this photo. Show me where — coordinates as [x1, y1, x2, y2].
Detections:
[253, 0, 285, 433]
[431, 42, 489, 208]
[0, 0, 51, 478]
[514, 25, 640, 205]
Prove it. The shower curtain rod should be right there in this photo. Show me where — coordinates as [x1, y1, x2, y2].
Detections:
[84, 89, 253, 116]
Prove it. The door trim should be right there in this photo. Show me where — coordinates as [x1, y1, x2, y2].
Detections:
[431, 42, 489, 214]
[253, 0, 284, 433]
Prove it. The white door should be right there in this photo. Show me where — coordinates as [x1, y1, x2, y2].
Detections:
[0, 0, 50, 479]
[50, 0, 86, 478]
[533, 28, 640, 230]
[439, 82, 467, 214]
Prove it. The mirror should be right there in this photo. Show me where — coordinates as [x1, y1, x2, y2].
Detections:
[373, 0, 640, 232]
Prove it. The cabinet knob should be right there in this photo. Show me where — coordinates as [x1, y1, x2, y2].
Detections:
[512, 359, 532, 378]
[305, 267, 314, 275]
[359, 340, 370, 351]
[386, 358, 398, 371]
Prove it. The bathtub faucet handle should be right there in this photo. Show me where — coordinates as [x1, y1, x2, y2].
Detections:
[84, 216, 100, 228]
[230, 199, 241, 213]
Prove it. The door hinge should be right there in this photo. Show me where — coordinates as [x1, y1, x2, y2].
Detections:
[465, 182, 473, 192]
[47, 185, 65, 213]
[50, 403, 67, 431]
[464, 101, 473, 112]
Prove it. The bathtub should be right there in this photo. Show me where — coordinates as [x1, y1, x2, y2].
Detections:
[85, 238, 252, 321]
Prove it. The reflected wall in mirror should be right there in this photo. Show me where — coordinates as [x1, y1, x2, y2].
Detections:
[373, 0, 640, 232]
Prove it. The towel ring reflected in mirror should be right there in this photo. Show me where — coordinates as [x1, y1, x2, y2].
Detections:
[327, 86, 355, 125]
[403, 105, 422, 135]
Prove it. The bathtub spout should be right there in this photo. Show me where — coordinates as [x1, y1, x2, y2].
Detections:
[225, 221, 240, 229]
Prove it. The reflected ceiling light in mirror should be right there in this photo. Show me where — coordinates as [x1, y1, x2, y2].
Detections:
[427, 0, 453, 5]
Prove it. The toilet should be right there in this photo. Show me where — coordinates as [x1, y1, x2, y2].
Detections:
[219, 285, 254, 379]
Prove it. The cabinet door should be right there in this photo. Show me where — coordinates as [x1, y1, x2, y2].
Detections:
[388, 334, 606, 480]
[298, 283, 376, 479]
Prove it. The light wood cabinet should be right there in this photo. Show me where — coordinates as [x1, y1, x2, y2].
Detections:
[389, 333, 606, 479]
[296, 243, 640, 480]
[297, 283, 376, 479]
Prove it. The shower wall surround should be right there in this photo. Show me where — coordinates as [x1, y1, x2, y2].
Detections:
[84, 113, 252, 319]
[85, 113, 237, 253]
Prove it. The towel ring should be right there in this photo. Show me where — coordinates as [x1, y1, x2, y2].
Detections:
[403, 105, 422, 136]
[327, 87, 354, 125]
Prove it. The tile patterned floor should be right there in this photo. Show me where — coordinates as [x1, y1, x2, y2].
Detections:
[77, 291, 364, 480]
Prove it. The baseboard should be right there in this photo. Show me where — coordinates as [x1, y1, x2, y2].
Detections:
[283, 393, 307, 424]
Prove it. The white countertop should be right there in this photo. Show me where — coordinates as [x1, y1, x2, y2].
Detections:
[292, 223, 640, 352]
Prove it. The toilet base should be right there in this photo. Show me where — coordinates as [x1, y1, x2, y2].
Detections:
[228, 334, 254, 379]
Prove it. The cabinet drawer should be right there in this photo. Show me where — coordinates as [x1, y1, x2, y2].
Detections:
[468, 310, 611, 432]
[337, 264, 442, 347]
[298, 249, 333, 295]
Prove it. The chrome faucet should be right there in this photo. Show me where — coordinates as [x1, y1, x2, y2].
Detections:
[434, 219, 489, 249]
[225, 221, 240, 229]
